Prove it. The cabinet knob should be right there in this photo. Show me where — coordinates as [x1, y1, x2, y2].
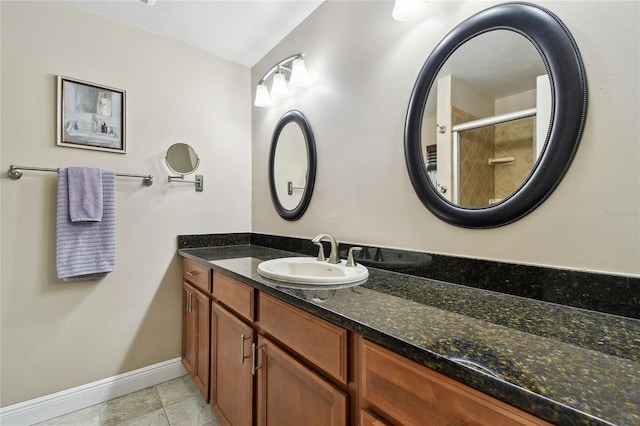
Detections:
[186, 270, 199, 277]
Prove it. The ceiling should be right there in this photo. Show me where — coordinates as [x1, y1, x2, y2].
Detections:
[65, 0, 324, 67]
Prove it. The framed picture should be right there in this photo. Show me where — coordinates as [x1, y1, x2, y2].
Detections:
[57, 76, 126, 153]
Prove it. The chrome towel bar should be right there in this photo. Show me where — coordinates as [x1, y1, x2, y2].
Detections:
[7, 164, 153, 186]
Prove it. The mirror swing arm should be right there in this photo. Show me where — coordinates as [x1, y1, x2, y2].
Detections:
[404, 2, 587, 228]
[167, 173, 204, 192]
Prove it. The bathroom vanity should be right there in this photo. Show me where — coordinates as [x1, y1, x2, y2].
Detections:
[179, 240, 639, 425]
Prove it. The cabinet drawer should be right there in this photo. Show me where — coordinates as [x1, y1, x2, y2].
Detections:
[183, 258, 211, 294]
[361, 339, 550, 426]
[258, 293, 347, 384]
[213, 272, 255, 321]
[360, 409, 391, 426]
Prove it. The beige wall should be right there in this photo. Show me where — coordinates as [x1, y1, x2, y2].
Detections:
[251, 1, 640, 277]
[0, 1, 251, 406]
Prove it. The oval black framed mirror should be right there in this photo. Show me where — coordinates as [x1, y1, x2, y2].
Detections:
[165, 143, 199, 175]
[268, 110, 317, 220]
[405, 2, 587, 228]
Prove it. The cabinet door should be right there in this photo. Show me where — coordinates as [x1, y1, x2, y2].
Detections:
[182, 282, 211, 402]
[257, 336, 347, 426]
[182, 282, 197, 377]
[211, 302, 254, 426]
[193, 288, 211, 401]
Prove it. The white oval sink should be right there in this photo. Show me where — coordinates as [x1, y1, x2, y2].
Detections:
[257, 257, 368, 285]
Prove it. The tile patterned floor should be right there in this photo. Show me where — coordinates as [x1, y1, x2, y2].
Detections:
[33, 375, 221, 426]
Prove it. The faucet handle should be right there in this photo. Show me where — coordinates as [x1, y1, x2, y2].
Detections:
[346, 247, 363, 267]
[313, 241, 326, 262]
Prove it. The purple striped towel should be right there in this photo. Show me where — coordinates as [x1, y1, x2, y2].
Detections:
[68, 166, 103, 222]
[56, 168, 116, 281]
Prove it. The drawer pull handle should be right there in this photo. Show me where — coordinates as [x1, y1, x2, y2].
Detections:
[186, 270, 199, 277]
[241, 333, 251, 364]
[186, 291, 192, 312]
[252, 343, 265, 375]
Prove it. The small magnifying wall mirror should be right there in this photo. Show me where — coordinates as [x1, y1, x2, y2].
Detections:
[404, 2, 587, 228]
[166, 143, 203, 192]
[269, 110, 317, 220]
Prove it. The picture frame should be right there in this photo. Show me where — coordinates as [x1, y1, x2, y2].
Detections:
[57, 75, 126, 153]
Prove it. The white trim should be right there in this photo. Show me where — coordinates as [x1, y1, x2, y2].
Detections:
[0, 357, 187, 425]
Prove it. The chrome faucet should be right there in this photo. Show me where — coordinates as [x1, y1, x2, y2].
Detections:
[346, 247, 363, 267]
[311, 234, 340, 264]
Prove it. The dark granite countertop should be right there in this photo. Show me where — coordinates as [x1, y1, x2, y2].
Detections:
[178, 245, 640, 426]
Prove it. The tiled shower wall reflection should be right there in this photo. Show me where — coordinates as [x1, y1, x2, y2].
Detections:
[494, 117, 534, 199]
[454, 106, 494, 207]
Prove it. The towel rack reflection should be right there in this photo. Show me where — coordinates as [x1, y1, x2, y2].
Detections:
[287, 181, 305, 195]
[7, 165, 153, 186]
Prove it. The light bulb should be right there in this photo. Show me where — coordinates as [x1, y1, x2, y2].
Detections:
[289, 58, 310, 87]
[254, 83, 272, 107]
[271, 72, 289, 101]
[392, 0, 426, 22]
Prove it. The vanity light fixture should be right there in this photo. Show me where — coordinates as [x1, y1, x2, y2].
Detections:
[392, 0, 426, 22]
[254, 54, 309, 107]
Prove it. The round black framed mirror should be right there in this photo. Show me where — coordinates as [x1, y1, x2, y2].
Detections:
[268, 110, 317, 220]
[404, 2, 587, 228]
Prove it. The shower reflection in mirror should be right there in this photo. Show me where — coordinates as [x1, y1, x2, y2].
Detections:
[422, 30, 552, 208]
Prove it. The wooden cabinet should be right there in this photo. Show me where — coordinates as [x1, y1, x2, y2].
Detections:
[181, 261, 550, 426]
[359, 338, 550, 426]
[181, 259, 212, 402]
[211, 302, 255, 426]
[210, 272, 349, 426]
[256, 335, 347, 426]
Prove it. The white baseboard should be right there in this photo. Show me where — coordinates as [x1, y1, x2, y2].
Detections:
[0, 357, 187, 426]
